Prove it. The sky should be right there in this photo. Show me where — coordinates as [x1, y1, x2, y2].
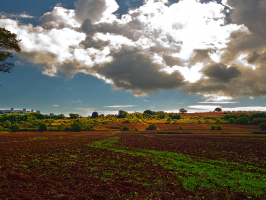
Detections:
[0, 0, 266, 116]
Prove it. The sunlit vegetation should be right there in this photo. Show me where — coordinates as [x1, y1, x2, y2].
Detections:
[0, 110, 266, 133]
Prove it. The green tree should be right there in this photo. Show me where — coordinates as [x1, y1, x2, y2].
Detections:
[259, 123, 266, 131]
[69, 113, 80, 119]
[217, 125, 222, 130]
[214, 107, 222, 112]
[144, 110, 153, 115]
[9, 123, 20, 132]
[179, 108, 187, 114]
[91, 112, 99, 118]
[0, 27, 21, 76]
[70, 122, 84, 132]
[117, 110, 128, 118]
[121, 126, 129, 131]
[211, 124, 216, 130]
[166, 117, 172, 124]
[39, 123, 47, 131]
[228, 118, 236, 124]
[147, 123, 157, 130]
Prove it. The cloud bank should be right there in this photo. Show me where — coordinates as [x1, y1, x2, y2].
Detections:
[1, 0, 266, 99]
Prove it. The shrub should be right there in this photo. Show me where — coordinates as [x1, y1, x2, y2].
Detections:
[147, 124, 157, 130]
[124, 119, 130, 123]
[259, 123, 266, 131]
[179, 125, 182, 130]
[198, 120, 201, 124]
[236, 116, 250, 125]
[166, 117, 172, 124]
[211, 125, 216, 130]
[57, 124, 65, 131]
[121, 126, 130, 131]
[9, 124, 20, 132]
[39, 123, 48, 131]
[135, 128, 138, 131]
[0, 126, 4, 131]
[228, 118, 236, 124]
[70, 122, 84, 132]
[252, 118, 266, 125]
[215, 118, 221, 123]
[217, 125, 222, 130]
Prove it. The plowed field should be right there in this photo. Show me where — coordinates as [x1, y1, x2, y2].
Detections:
[1, 131, 266, 199]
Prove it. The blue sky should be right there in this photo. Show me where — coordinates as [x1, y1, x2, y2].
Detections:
[0, 0, 266, 116]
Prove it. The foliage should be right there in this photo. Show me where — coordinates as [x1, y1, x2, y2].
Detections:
[179, 108, 187, 114]
[259, 123, 266, 131]
[0, 27, 21, 74]
[211, 125, 216, 130]
[143, 110, 153, 115]
[117, 110, 128, 118]
[228, 118, 236, 124]
[121, 126, 130, 131]
[69, 113, 80, 119]
[169, 113, 181, 119]
[91, 112, 99, 118]
[224, 114, 237, 120]
[57, 124, 65, 131]
[217, 125, 222, 130]
[147, 123, 157, 130]
[236, 116, 250, 125]
[38, 123, 47, 131]
[9, 123, 20, 132]
[70, 122, 84, 132]
[166, 117, 172, 124]
[179, 125, 182, 130]
[214, 107, 222, 112]
[251, 118, 266, 125]
[251, 112, 266, 120]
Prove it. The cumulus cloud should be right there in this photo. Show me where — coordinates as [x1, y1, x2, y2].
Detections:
[1, 0, 266, 98]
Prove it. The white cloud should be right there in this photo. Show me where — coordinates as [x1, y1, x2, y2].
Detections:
[0, 12, 35, 19]
[104, 105, 138, 108]
[53, 105, 59, 107]
[71, 100, 82, 103]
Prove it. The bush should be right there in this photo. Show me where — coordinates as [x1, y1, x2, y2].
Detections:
[179, 125, 182, 130]
[57, 124, 65, 131]
[236, 116, 250, 125]
[217, 125, 222, 130]
[0, 126, 4, 131]
[39, 123, 48, 131]
[211, 125, 215, 130]
[147, 123, 157, 130]
[70, 122, 84, 132]
[124, 119, 130, 123]
[135, 128, 138, 131]
[9, 124, 20, 132]
[198, 120, 202, 124]
[121, 126, 130, 131]
[228, 118, 236, 124]
[166, 117, 172, 124]
[252, 118, 266, 125]
[259, 123, 266, 131]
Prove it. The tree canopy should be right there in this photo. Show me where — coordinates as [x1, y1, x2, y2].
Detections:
[179, 108, 187, 114]
[214, 107, 222, 112]
[0, 27, 21, 74]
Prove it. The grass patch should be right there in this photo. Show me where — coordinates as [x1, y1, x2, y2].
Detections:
[87, 137, 266, 197]
[28, 137, 49, 141]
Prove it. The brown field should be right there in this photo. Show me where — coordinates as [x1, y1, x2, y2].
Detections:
[0, 126, 266, 199]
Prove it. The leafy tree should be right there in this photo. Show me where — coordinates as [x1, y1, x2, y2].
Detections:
[228, 118, 236, 124]
[236, 116, 250, 125]
[166, 117, 172, 124]
[39, 123, 47, 131]
[169, 113, 181, 119]
[158, 111, 165, 119]
[70, 122, 84, 132]
[179, 108, 187, 114]
[211, 124, 216, 130]
[259, 123, 266, 131]
[117, 110, 128, 118]
[121, 126, 129, 131]
[147, 123, 157, 130]
[224, 114, 237, 120]
[217, 125, 222, 130]
[251, 118, 266, 125]
[57, 124, 65, 131]
[69, 113, 80, 119]
[0, 27, 21, 76]
[9, 123, 20, 132]
[144, 110, 153, 115]
[91, 112, 99, 118]
[214, 107, 222, 112]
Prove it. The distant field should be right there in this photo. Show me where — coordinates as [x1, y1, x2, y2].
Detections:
[0, 131, 266, 199]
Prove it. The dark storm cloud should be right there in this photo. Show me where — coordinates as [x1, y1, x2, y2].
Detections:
[162, 54, 182, 67]
[189, 49, 213, 66]
[92, 46, 185, 95]
[74, 0, 106, 22]
[203, 63, 241, 82]
[222, 0, 266, 63]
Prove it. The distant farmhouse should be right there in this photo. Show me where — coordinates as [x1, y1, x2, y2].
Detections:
[0, 108, 40, 114]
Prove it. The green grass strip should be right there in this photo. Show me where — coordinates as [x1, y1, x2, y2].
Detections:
[87, 137, 266, 197]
